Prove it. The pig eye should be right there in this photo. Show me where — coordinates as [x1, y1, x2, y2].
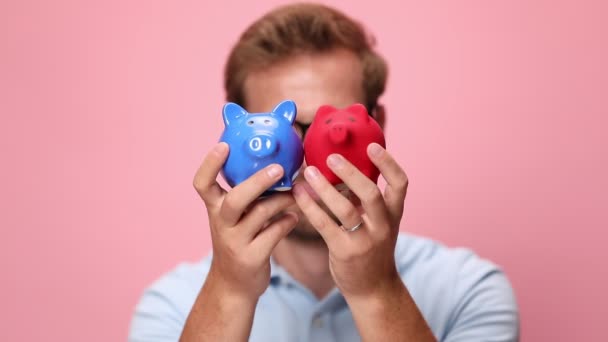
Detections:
[264, 119, 271, 125]
[325, 118, 332, 124]
[348, 117, 356, 122]
[247, 120, 254, 125]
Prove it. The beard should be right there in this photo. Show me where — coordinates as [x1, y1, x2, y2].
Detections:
[287, 217, 325, 242]
[283, 197, 346, 243]
[275, 175, 360, 243]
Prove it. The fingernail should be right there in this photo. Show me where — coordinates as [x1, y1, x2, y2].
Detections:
[368, 143, 384, 158]
[214, 142, 228, 154]
[267, 165, 282, 178]
[327, 154, 343, 168]
[305, 166, 320, 180]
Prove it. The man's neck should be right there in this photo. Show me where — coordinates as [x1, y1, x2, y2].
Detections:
[272, 237, 335, 299]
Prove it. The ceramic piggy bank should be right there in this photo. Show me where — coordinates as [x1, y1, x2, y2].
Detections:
[219, 100, 304, 192]
[303, 104, 385, 185]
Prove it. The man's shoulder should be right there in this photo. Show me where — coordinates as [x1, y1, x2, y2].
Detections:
[129, 255, 213, 339]
[394, 233, 518, 339]
[143, 255, 213, 305]
[394, 232, 509, 298]
[394, 232, 500, 276]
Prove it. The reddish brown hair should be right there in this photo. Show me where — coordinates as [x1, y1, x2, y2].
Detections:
[224, 3, 388, 112]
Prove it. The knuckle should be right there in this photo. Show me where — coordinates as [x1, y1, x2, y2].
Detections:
[394, 173, 409, 191]
[343, 165, 357, 179]
[336, 249, 362, 262]
[254, 203, 273, 218]
[342, 205, 359, 221]
[355, 241, 374, 257]
[316, 215, 335, 230]
[339, 240, 375, 262]
[364, 186, 383, 202]
[220, 196, 238, 216]
[223, 191, 235, 205]
[192, 176, 205, 192]
[272, 193, 294, 207]
[372, 228, 390, 242]
[334, 253, 350, 262]
[375, 150, 388, 164]
[236, 254, 257, 269]
[297, 195, 313, 210]
[225, 243, 240, 259]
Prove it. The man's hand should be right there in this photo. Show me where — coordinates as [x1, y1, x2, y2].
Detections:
[292, 142, 436, 341]
[182, 142, 298, 342]
[193, 142, 299, 299]
[292, 142, 406, 298]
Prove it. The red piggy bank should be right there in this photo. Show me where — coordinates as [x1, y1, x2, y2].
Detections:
[303, 104, 386, 185]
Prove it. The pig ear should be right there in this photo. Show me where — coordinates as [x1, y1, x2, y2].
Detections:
[222, 102, 248, 126]
[272, 100, 297, 124]
[345, 103, 370, 121]
[315, 105, 337, 118]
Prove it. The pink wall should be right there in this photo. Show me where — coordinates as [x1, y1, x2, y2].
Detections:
[2, 0, 606, 340]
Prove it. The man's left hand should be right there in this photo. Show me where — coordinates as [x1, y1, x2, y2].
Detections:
[292, 142, 408, 299]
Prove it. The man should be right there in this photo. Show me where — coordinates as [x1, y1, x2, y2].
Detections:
[129, 4, 519, 341]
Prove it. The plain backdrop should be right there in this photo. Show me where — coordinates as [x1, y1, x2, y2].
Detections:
[1, 0, 606, 341]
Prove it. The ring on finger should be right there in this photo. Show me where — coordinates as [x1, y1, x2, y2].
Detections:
[341, 221, 363, 232]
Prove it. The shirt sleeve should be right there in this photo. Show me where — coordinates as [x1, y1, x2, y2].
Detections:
[128, 285, 185, 342]
[128, 265, 202, 342]
[443, 259, 520, 342]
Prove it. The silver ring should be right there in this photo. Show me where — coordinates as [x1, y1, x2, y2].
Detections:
[341, 221, 363, 232]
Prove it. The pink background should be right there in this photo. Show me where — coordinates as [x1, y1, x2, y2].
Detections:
[2, 0, 606, 341]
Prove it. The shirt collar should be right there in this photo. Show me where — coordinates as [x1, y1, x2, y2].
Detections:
[268, 256, 348, 312]
[269, 256, 289, 286]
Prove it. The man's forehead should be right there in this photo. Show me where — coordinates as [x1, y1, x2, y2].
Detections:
[243, 81, 363, 112]
[295, 101, 357, 123]
[241, 50, 365, 118]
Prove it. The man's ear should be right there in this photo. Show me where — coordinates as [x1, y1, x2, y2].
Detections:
[372, 103, 386, 129]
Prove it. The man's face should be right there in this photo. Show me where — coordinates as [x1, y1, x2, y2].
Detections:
[243, 49, 366, 241]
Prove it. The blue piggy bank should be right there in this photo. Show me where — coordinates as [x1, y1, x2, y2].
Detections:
[219, 100, 304, 192]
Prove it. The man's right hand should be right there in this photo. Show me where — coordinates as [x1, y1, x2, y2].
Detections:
[181, 142, 298, 341]
[192, 142, 299, 301]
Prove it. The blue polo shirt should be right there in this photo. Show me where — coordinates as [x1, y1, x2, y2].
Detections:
[129, 233, 519, 341]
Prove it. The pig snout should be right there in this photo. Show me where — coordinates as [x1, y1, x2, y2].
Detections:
[247, 134, 278, 158]
[328, 123, 350, 144]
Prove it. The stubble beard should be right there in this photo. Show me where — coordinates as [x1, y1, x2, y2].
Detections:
[285, 203, 343, 244]
[285, 186, 359, 243]
[286, 218, 325, 243]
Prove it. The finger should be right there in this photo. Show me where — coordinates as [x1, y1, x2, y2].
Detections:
[220, 164, 285, 226]
[193, 142, 229, 208]
[367, 143, 408, 222]
[292, 182, 343, 247]
[326, 154, 389, 228]
[238, 193, 296, 238]
[303, 166, 362, 230]
[250, 212, 299, 258]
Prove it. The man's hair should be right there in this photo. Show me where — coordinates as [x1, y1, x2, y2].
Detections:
[224, 3, 388, 112]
